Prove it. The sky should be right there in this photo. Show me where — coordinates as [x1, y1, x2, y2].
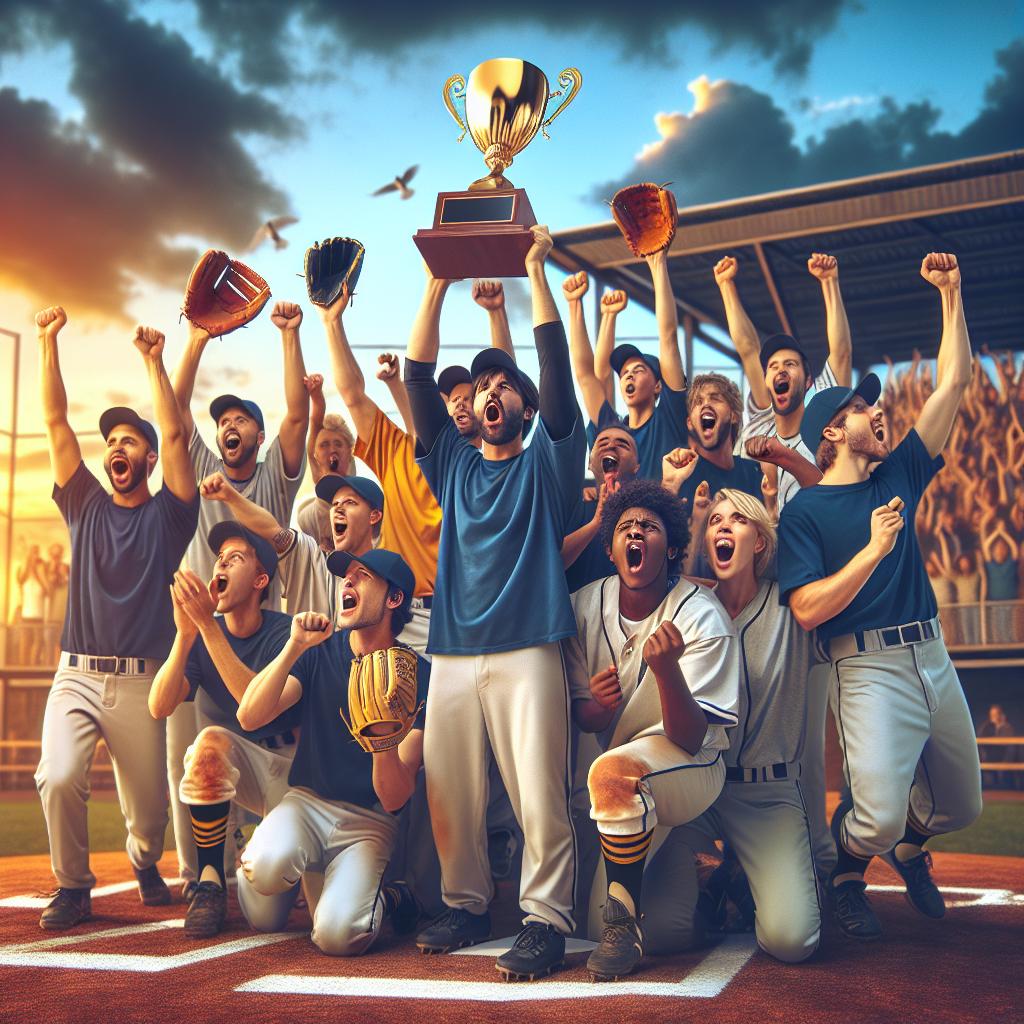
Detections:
[1, 0, 1022, 597]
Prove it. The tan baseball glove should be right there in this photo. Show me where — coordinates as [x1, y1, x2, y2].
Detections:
[610, 183, 678, 258]
[182, 249, 271, 337]
[341, 645, 422, 753]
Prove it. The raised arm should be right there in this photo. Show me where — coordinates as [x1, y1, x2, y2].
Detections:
[403, 269, 454, 453]
[172, 322, 211, 439]
[713, 256, 770, 409]
[472, 280, 515, 359]
[304, 373, 327, 481]
[744, 434, 823, 489]
[133, 326, 194, 502]
[646, 250, 686, 392]
[199, 472, 293, 553]
[914, 254, 972, 459]
[35, 307, 82, 488]
[807, 253, 852, 386]
[596, 289, 627, 398]
[271, 302, 309, 477]
[562, 271, 607, 424]
[376, 353, 416, 438]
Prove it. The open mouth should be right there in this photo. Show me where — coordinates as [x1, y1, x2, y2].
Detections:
[624, 382, 636, 397]
[773, 377, 791, 396]
[327, 453, 340, 471]
[484, 400, 502, 424]
[700, 411, 717, 432]
[625, 540, 645, 571]
[601, 455, 619, 473]
[340, 591, 358, 613]
[214, 574, 228, 593]
[333, 519, 348, 538]
[111, 456, 129, 476]
[714, 536, 735, 565]
[224, 431, 241, 452]
[874, 425, 885, 443]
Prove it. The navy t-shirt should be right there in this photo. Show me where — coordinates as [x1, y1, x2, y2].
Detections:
[565, 497, 615, 594]
[676, 454, 763, 509]
[289, 631, 429, 807]
[586, 384, 689, 482]
[418, 415, 586, 655]
[184, 610, 299, 741]
[777, 429, 943, 641]
[53, 462, 200, 659]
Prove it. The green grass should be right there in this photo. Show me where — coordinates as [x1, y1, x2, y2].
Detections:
[0, 794, 1021, 859]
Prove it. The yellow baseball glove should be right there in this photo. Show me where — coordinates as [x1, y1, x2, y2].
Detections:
[341, 646, 422, 753]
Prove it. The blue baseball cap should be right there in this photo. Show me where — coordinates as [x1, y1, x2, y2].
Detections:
[470, 348, 539, 438]
[315, 474, 385, 511]
[207, 521, 278, 583]
[99, 407, 159, 453]
[800, 373, 882, 456]
[759, 334, 812, 375]
[610, 344, 662, 382]
[438, 365, 472, 396]
[209, 394, 265, 432]
[326, 548, 415, 605]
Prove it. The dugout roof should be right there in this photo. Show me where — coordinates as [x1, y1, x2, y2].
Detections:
[548, 150, 1024, 372]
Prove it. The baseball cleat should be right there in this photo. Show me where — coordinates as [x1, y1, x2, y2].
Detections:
[495, 922, 565, 981]
[134, 864, 172, 907]
[707, 857, 756, 932]
[382, 881, 420, 935]
[587, 894, 644, 981]
[881, 849, 945, 919]
[829, 876, 882, 941]
[415, 907, 492, 953]
[39, 888, 92, 931]
[181, 879, 199, 903]
[184, 880, 228, 939]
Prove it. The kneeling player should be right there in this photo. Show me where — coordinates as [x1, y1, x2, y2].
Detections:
[236, 550, 428, 956]
[570, 479, 738, 981]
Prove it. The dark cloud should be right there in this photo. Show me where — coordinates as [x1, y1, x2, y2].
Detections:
[594, 40, 1024, 205]
[0, 0, 293, 319]
[195, 0, 849, 81]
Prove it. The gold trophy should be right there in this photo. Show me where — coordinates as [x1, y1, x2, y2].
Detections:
[414, 58, 582, 278]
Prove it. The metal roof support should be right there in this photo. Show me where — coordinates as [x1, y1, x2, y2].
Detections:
[754, 242, 794, 336]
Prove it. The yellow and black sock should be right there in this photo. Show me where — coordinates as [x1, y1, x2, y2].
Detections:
[190, 801, 229, 888]
[600, 830, 653, 911]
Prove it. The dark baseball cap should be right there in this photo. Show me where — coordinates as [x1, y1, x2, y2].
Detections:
[209, 394, 265, 432]
[610, 344, 662, 382]
[326, 548, 415, 604]
[470, 348, 539, 438]
[438, 365, 472, 396]
[759, 334, 811, 374]
[207, 521, 278, 582]
[99, 407, 159, 453]
[315, 474, 385, 511]
[800, 373, 882, 455]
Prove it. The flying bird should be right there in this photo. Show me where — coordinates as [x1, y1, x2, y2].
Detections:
[245, 215, 298, 252]
[372, 166, 419, 200]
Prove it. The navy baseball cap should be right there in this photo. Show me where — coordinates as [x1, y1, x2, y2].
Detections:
[470, 348, 539, 438]
[210, 394, 265, 432]
[315, 474, 384, 511]
[207, 521, 278, 583]
[800, 373, 882, 456]
[759, 334, 811, 374]
[99, 407, 159, 453]
[610, 344, 662, 382]
[326, 548, 415, 604]
[438, 365, 472, 396]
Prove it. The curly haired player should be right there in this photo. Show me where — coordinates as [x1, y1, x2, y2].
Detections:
[570, 479, 738, 980]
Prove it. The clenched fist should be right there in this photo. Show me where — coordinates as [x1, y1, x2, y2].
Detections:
[133, 325, 165, 360]
[807, 253, 838, 282]
[713, 256, 738, 286]
[562, 271, 589, 303]
[472, 280, 505, 311]
[200, 471, 235, 502]
[642, 621, 685, 676]
[35, 306, 67, 342]
[920, 252, 960, 291]
[662, 447, 698, 493]
[745, 434, 788, 464]
[290, 611, 333, 648]
[271, 301, 303, 331]
[601, 290, 628, 316]
[376, 353, 400, 383]
[525, 224, 553, 268]
[589, 664, 623, 711]
[868, 502, 905, 559]
[303, 373, 324, 396]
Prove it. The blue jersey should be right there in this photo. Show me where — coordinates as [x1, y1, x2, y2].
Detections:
[184, 610, 299, 741]
[418, 416, 586, 655]
[587, 384, 689, 482]
[289, 631, 429, 807]
[778, 429, 943, 642]
[677, 454, 763, 509]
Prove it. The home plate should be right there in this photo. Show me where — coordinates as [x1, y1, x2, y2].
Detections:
[451, 936, 597, 956]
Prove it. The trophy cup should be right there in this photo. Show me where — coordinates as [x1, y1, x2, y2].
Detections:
[414, 58, 582, 278]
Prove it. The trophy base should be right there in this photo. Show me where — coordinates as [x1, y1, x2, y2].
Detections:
[414, 188, 537, 279]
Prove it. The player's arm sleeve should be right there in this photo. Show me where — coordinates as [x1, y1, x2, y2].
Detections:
[777, 504, 827, 605]
[354, 406, 404, 479]
[884, 428, 945, 500]
[189, 424, 217, 479]
[678, 602, 739, 726]
[404, 358, 450, 456]
[277, 531, 329, 614]
[657, 380, 690, 443]
[816, 359, 839, 391]
[51, 461, 104, 525]
[158, 482, 202, 548]
[263, 435, 307, 508]
[536, 321, 579, 443]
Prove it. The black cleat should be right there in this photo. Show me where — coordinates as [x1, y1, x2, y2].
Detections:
[487, 828, 518, 881]
[829, 874, 882, 941]
[134, 865, 171, 907]
[495, 922, 565, 981]
[882, 849, 945, 919]
[184, 881, 227, 939]
[382, 881, 420, 935]
[587, 894, 644, 981]
[181, 879, 199, 903]
[416, 907, 492, 953]
[39, 888, 92, 930]
[707, 857, 756, 932]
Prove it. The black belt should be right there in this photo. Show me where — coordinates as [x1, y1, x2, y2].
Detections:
[67, 654, 148, 675]
[258, 730, 296, 751]
[726, 762, 791, 783]
[873, 619, 937, 649]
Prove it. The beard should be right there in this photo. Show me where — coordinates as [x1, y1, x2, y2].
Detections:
[481, 405, 526, 446]
[104, 455, 148, 494]
[218, 435, 258, 467]
[348, 593, 389, 632]
[455, 416, 482, 442]
[848, 426, 888, 464]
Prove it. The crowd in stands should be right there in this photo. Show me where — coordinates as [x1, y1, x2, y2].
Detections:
[6, 541, 68, 665]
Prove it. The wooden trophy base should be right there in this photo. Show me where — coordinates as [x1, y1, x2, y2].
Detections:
[414, 189, 537, 279]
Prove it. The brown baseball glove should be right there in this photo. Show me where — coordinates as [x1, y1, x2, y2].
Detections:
[182, 249, 271, 337]
[341, 645, 422, 753]
[610, 183, 678, 258]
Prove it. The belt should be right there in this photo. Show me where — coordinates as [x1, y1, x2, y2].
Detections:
[258, 729, 296, 751]
[62, 652, 154, 675]
[726, 762, 794, 783]
[829, 615, 939, 662]
[411, 596, 433, 610]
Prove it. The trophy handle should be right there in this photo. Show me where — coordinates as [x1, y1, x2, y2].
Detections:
[540, 67, 583, 140]
[443, 74, 469, 143]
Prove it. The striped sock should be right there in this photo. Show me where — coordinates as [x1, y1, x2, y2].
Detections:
[190, 801, 229, 888]
[600, 830, 653, 911]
